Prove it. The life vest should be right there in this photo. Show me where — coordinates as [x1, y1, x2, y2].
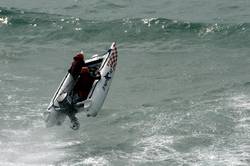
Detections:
[74, 67, 95, 98]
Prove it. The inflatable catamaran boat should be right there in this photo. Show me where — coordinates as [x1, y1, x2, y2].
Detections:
[43, 42, 118, 128]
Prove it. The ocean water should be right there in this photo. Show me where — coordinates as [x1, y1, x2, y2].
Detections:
[0, 0, 250, 165]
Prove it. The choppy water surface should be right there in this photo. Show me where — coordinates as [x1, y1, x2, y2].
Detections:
[0, 1, 250, 165]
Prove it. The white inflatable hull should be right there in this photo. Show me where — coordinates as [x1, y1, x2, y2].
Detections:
[43, 43, 118, 128]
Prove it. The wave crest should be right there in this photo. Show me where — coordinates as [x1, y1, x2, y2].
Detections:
[0, 7, 250, 44]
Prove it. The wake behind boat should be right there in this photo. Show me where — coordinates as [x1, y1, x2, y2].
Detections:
[43, 42, 118, 130]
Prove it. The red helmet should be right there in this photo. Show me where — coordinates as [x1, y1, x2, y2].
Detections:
[73, 52, 84, 61]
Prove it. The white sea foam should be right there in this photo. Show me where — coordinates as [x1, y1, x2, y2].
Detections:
[72, 156, 109, 166]
[229, 94, 250, 109]
[131, 135, 175, 162]
[0, 17, 8, 25]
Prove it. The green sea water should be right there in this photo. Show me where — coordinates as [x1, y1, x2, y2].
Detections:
[0, 1, 250, 165]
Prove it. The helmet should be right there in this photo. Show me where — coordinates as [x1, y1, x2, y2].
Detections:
[74, 52, 84, 61]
